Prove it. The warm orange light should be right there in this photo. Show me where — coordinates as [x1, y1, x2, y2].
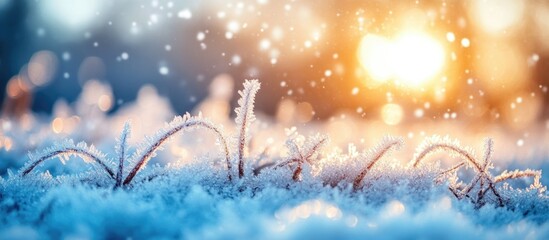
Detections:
[381, 103, 404, 125]
[393, 32, 445, 86]
[98, 95, 113, 112]
[52, 117, 64, 133]
[358, 31, 445, 87]
[357, 35, 394, 82]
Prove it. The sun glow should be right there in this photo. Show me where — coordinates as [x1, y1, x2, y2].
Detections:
[358, 31, 445, 87]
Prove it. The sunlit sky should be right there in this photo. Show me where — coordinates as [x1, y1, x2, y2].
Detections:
[0, 0, 548, 129]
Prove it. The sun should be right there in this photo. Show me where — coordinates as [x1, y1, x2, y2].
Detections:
[358, 31, 445, 87]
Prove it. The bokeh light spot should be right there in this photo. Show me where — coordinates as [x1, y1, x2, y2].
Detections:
[381, 103, 404, 125]
[358, 32, 445, 87]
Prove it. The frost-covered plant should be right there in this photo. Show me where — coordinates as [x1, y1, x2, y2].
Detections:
[352, 136, 403, 191]
[234, 79, 261, 179]
[123, 114, 231, 185]
[276, 134, 328, 181]
[115, 122, 130, 188]
[21, 141, 115, 179]
[494, 169, 542, 186]
[6, 76, 549, 240]
[12, 79, 546, 215]
[20, 113, 232, 187]
[410, 136, 543, 208]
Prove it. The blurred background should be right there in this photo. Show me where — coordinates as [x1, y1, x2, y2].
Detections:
[0, 0, 548, 129]
[0, 0, 548, 180]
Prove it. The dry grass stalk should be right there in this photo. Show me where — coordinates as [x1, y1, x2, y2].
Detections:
[277, 135, 328, 182]
[352, 137, 403, 191]
[234, 79, 261, 178]
[21, 141, 114, 179]
[123, 115, 231, 185]
[410, 137, 543, 207]
[115, 122, 130, 188]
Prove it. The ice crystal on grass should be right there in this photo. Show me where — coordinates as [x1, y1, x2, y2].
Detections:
[411, 136, 543, 208]
[115, 122, 131, 188]
[234, 79, 261, 179]
[19, 113, 231, 188]
[352, 136, 403, 191]
[276, 134, 328, 182]
[124, 113, 231, 185]
[494, 169, 542, 186]
[21, 140, 115, 180]
[317, 136, 404, 191]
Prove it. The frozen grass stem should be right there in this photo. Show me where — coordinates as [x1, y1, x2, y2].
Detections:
[234, 79, 261, 178]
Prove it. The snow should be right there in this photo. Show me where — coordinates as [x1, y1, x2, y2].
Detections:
[177, 9, 192, 19]
[0, 80, 548, 239]
[159, 66, 169, 75]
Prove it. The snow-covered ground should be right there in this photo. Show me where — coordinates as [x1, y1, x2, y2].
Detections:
[0, 80, 547, 239]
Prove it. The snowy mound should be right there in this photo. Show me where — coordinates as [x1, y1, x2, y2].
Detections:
[0, 80, 547, 239]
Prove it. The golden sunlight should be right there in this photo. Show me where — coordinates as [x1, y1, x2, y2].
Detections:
[381, 103, 404, 125]
[358, 31, 445, 87]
